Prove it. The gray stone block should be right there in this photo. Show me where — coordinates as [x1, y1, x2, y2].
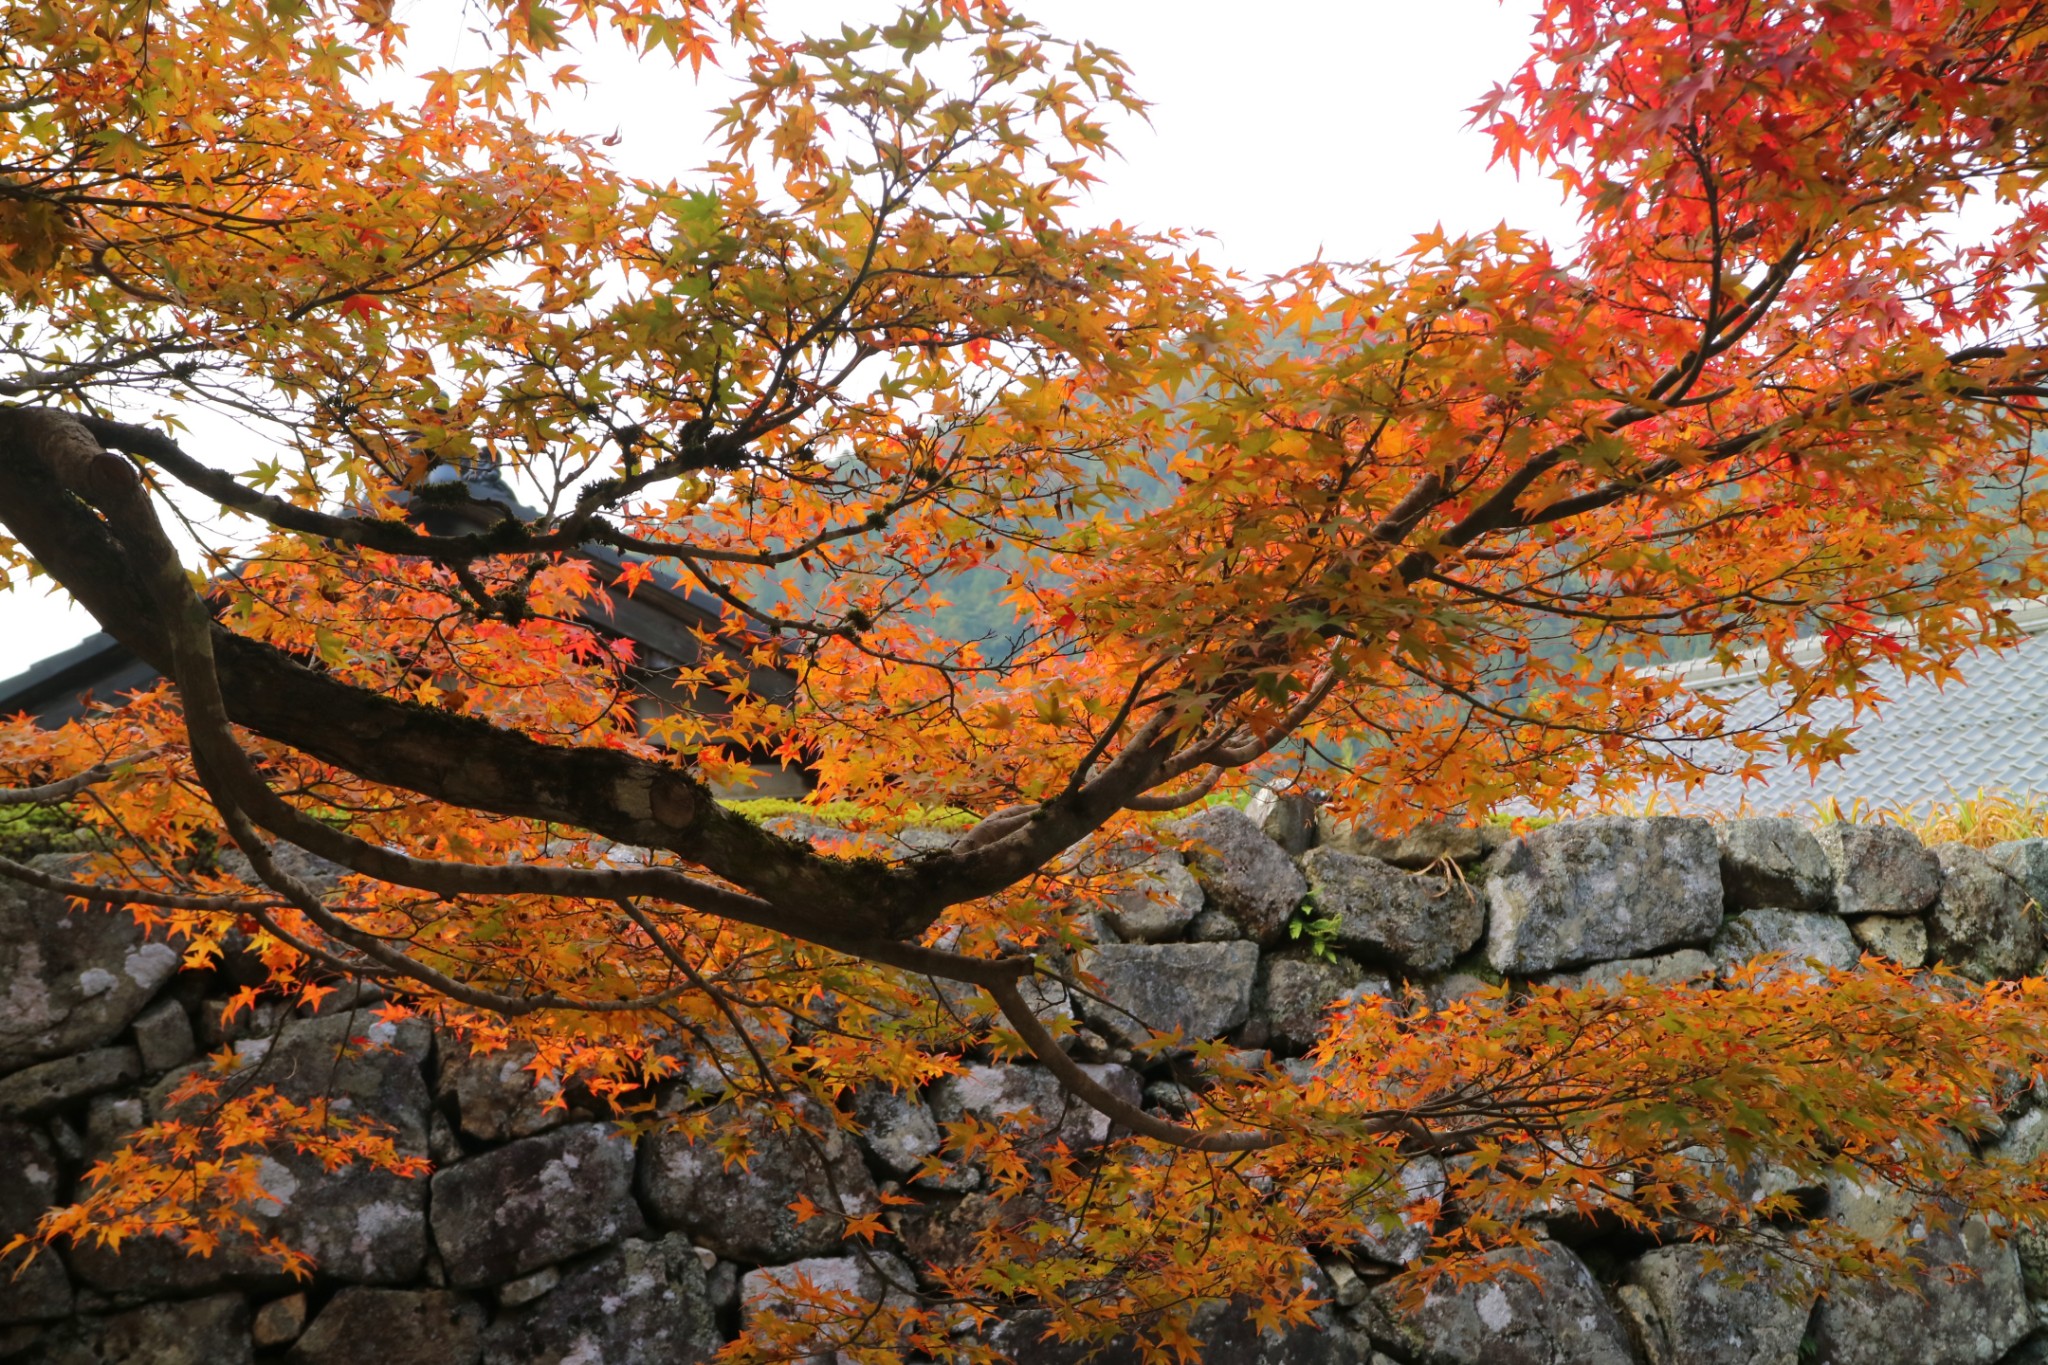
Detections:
[1988, 838, 2048, 918]
[0, 1047, 141, 1119]
[1173, 806, 1307, 946]
[53, 1293, 255, 1365]
[431, 1123, 641, 1289]
[1096, 853, 1204, 943]
[849, 1084, 958, 1186]
[1074, 941, 1259, 1047]
[1928, 843, 2039, 981]
[1346, 1157, 1444, 1267]
[479, 1236, 720, 1365]
[250, 1294, 307, 1348]
[1302, 847, 1484, 973]
[1486, 818, 1722, 974]
[1815, 823, 1941, 917]
[637, 1095, 875, 1265]
[1812, 1174, 2028, 1365]
[1244, 787, 1316, 856]
[1626, 1242, 1817, 1365]
[289, 1288, 484, 1365]
[928, 1062, 1142, 1151]
[1249, 950, 1385, 1052]
[1718, 818, 1835, 912]
[1316, 815, 1507, 869]
[0, 859, 180, 1075]
[1543, 949, 1714, 992]
[435, 1039, 563, 1143]
[989, 1300, 1364, 1365]
[1849, 915, 1927, 967]
[739, 1249, 914, 1331]
[129, 999, 194, 1074]
[1358, 1239, 1635, 1365]
[75, 1012, 434, 1294]
[1711, 909, 1860, 980]
[0, 1120, 70, 1325]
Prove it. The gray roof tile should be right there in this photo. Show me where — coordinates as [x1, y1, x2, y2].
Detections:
[1658, 630, 2048, 814]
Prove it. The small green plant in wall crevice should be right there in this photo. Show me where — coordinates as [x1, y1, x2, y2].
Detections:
[1286, 893, 1342, 963]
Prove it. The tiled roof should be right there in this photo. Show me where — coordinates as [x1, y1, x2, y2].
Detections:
[1647, 603, 2048, 814]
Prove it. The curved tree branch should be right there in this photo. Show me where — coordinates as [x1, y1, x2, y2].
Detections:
[0, 407, 1197, 947]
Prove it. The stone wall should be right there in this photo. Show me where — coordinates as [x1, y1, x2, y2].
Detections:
[5, 803, 2048, 1364]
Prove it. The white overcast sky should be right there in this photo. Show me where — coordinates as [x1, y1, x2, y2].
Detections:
[0, 0, 1576, 681]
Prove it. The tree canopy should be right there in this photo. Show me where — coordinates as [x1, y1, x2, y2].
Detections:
[6, 0, 2048, 1357]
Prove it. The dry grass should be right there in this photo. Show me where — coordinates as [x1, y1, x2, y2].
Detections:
[1582, 786, 2048, 848]
[1830, 789, 2048, 849]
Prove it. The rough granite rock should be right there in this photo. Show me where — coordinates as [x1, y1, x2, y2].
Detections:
[1418, 971, 1503, 1009]
[45, 1293, 256, 1365]
[64, 1227, 284, 1301]
[154, 1011, 433, 1147]
[1315, 815, 1508, 870]
[1173, 807, 1308, 946]
[129, 999, 194, 1074]
[1300, 848, 1485, 974]
[0, 1121, 71, 1325]
[1849, 915, 1928, 968]
[1988, 1109, 2048, 1301]
[1987, 837, 2048, 918]
[928, 1062, 1143, 1151]
[250, 1294, 307, 1348]
[1347, 1157, 1445, 1267]
[75, 1012, 433, 1294]
[118, 1162, 419, 1301]
[1074, 941, 1259, 1047]
[849, 1084, 943, 1179]
[289, 1289, 485, 1365]
[1668, 1146, 1826, 1220]
[1357, 1240, 1635, 1365]
[1710, 909, 1861, 980]
[638, 1095, 877, 1264]
[0, 1046, 140, 1119]
[1486, 818, 1722, 975]
[82, 1092, 145, 1165]
[1814, 823, 1942, 917]
[1097, 854, 1205, 943]
[0, 858, 182, 1077]
[435, 1038, 564, 1143]
[1313, 806, 1359, 854]
[1248, 950, 1384, 1052]
[892, 826, 958, 855]
[1244, 787, 1317, 856]
[1927, 843, 2039, 981]
[1186, 908, 1247, 942]
[915, 947, 1072, 1040]
[895, 1188, 1046, 1275]
[495, 1267, 560, 1309]
[1718, 819, 1836, 913]
[1812, 1175, 2029, 1365]
[739, 1249, 915, 1328]
[1626, 1242, 1817, 1365]
[196, 997, 290, 1051]
[1611, 1285, 1666, 1365]
[432, 1122, 642, 1289]
[216, 845, 348, 898]
[480, 1235, 721, 1365]
[1543, 949, 1714, 992]
[988, 1299, 1365, 1365]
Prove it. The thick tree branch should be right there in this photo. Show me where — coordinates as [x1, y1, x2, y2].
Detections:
[0, 747, 163, 805]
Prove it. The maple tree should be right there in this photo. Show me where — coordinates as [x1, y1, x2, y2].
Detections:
[6, 0, 2048, 1356]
